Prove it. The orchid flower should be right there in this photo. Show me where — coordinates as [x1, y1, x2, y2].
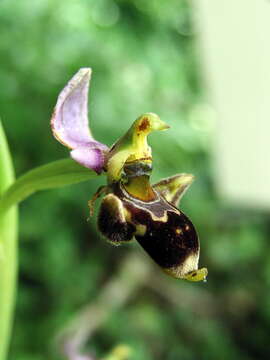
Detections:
[50, 68, 207, 283]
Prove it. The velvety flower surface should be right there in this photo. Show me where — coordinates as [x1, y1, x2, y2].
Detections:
[51, 68, 109, 173]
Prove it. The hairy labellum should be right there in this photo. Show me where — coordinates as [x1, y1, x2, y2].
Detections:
[95, 160, 207, 282]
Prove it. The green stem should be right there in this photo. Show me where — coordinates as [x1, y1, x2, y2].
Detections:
[0, 158, 99, 215]
[0, 121, 18, 360]
[0, 135, 100, 360]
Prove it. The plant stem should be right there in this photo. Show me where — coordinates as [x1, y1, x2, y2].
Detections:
[0, 158, 98, 215]
[0, 121, 18, 360]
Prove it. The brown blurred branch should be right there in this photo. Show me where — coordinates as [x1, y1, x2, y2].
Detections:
[55, 251, 151, 360]
[56, 250, 237, 360]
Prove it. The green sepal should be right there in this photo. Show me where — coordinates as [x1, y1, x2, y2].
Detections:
[153, 173, 194, 207]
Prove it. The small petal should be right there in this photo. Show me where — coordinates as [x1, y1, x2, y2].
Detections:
[51, 68, 99, 149]
[71, 146, 105, 174]
[153, 173, 194, 207]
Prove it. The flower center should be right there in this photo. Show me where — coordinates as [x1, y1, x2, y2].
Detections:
[122, 160, 156, 202]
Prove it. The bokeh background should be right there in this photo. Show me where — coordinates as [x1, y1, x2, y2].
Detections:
[0, 0, 269, 359]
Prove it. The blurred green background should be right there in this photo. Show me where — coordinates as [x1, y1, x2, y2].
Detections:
[0, 0, 269, 359]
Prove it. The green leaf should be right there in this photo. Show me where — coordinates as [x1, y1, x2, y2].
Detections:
[0, 120, 18, 360]
[0, 158, 101, 215]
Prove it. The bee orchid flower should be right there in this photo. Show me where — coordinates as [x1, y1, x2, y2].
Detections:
[50, 68, 207, 282]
